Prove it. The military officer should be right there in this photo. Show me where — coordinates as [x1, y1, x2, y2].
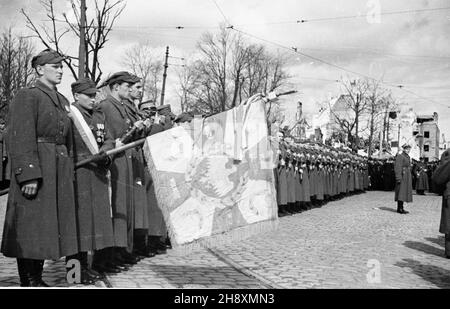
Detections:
[394, 144, 413, 214]
[156, 104, 176, 130]
[97, 71, 142, 270]
[138, 102, 171, 255]
[415, 158, 429, 195]
[1, 49, 78, 287]
[66, 78, 116, 283]
[431, 149, 450, 258]
[122, 77, 155, 259]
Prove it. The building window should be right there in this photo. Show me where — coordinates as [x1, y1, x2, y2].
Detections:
[424, 131, 430, 138]
[424, 145, 430, 152]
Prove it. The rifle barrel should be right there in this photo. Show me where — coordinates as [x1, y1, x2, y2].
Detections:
[75, 138, 146, 168]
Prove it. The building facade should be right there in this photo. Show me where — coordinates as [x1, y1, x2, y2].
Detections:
[415, 113, 440, 162]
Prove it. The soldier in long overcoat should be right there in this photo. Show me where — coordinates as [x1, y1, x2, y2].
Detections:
[277, 140, 289, 215]
[286, 147, 297, 212]
[1, 49, 78, 287]
[299, 152, 311, 207]
[68, 78, 116, 283]
[122, 78, 154, 258]
[394, 144, 413, 214]
[98, 72, 142, 267]
[432, 149, 450, 258]
[415, 159, 429, 195]
[316, 155, 325, 203]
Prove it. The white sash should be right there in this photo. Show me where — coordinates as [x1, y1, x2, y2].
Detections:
[69, 105, 99, 155]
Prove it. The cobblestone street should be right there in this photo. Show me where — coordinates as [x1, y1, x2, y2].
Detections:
[1, 191, 449, 289]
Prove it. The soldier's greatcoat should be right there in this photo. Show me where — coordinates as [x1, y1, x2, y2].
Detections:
[144, 122, 168, 237]
[277, 144, 288, 205]
[287, 163, 296, 204]
[1, 80, 78, 259]
[316, 166, 324, 201]
[122, 100, 149, 231]
[432, 150, 450, 235]
[415, 163, 429, 191]
[98, 95, 136, 251]
[302, 166, 311, 202]
[294, 163, 304, 202]
[71, 103, 115, 252]
[394, 152, 413, 203]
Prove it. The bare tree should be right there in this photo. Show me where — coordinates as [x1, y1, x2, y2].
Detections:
[329, 78, 370, 151]
[366, 80, 390, 156]
[22, 0, 125, 83]
[122, 43, 163, 103]
[176, 63, 202, 113]
[0, 28, 35, 123]
[178, 26, 290, 117]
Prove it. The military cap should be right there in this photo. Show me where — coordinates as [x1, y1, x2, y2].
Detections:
[157, 104, 171, 112]
[402, 143, 412, 149]
[71, 77, 98, 95]
[157, 104, 176, 119]
[103, 71, 137, 87]
[174, 112, 194, 123]
[138, 100, 156, 110]
[129, 74, 142, 84]
[31, 49, 66, 68]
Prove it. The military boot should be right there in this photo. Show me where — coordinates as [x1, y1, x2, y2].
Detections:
[29, 259, 49, 287]
[17, 259, 30, 287]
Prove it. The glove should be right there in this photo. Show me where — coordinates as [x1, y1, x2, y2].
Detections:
[90, 151, 110, 167]
[21, 179, 39, 199]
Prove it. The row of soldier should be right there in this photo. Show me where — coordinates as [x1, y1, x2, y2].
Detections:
[0, 49, 194, 286]
[275, 135, 369, 216]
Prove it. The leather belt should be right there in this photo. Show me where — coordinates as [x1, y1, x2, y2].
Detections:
[37, 137, 66, 145]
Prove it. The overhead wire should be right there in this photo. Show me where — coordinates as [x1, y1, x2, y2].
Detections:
[228, 27, 449, 108]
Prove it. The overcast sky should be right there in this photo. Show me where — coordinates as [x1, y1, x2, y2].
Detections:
[1, 0, 449, 138]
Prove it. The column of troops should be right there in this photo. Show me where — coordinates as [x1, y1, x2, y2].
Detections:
[275, 137, 369, 216]
[0, 49, 194, 287]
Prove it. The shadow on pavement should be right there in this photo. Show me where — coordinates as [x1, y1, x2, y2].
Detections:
[425, 236, 445, 248]
[377, 207, 398, 213]
[394, 258, 450, 289]
[403, 240, 446, 258]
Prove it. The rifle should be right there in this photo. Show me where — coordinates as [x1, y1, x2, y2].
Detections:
[75, 138, 146, 168]
[0, 138, 147, 197]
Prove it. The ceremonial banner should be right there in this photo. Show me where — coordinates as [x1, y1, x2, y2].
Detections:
[143, 100, 278, 253]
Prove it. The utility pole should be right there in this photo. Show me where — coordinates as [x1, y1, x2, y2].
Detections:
[160, 46, 169, 107]
[78, 0, 87, 78]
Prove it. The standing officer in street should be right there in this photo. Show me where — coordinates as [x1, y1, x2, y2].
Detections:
[432, 149, 450, 258]
[1, 49, 78, 287]
[394, 144, 413, 214]
[68, 78, 116, 283]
